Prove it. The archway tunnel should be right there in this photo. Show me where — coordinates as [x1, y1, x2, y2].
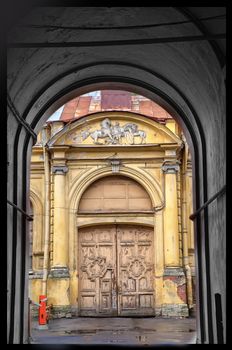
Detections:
[6, 6, 226, 344]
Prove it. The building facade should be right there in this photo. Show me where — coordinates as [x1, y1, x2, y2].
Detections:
[29, 96, 195, 318]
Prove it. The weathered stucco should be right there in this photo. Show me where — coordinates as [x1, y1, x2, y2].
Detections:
[29, 111, 193, 319]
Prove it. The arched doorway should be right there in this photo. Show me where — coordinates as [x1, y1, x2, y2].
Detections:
[78, 176, 155, 316]
[7, 53, 226, 345]
[9, 78, 205, 343]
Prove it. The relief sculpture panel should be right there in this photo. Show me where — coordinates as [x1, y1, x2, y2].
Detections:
[69, 118, 147, 145]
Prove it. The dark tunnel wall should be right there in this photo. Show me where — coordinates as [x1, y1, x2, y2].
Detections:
[7, 7, 226, 343]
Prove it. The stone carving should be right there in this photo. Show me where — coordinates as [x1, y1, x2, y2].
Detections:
[128, 257, 147, 279]
[85, 256, 108, 279]
[80, 118, 146, 145]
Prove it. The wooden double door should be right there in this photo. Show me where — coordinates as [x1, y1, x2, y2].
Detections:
[79, 224, 154, 316]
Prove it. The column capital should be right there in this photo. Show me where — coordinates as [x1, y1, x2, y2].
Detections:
[52, 165, 68, 174]
[162, 161, 180, 174]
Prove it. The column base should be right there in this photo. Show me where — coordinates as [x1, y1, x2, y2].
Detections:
[48, 305, 72, 319]
[47, 270, 70, 307]
[48, 266, 70, 279]
[161, 303, 189, 317]
[162, 267, 189, 317]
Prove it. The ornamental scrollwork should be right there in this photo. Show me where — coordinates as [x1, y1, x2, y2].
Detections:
[127, 257, 147, 279]
[85, 256, 108, 279]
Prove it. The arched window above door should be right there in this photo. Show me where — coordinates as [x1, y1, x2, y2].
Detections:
[78, 175, 153, 213]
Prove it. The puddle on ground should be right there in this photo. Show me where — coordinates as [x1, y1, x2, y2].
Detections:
[66, 327, 156, 335]
[64, 327, 195, 335]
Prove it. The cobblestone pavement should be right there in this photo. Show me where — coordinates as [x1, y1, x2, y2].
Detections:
[30, 317, 196, 346]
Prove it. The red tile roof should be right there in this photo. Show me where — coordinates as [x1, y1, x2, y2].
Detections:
[101, 90, 131, 110]
[59, 91, 172, 123]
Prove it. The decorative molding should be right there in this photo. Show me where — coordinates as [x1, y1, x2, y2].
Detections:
[52, 165, 68, 174]
[69, 165, 164, 213]
[165, 150, 176, 157]
[28, 270, 43, 279]
[154, 203, 165, 212]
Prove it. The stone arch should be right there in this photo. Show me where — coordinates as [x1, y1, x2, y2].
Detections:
[29, 188, 43, 216]
[78, 175, 153, 213]
[68, 166, 165, 285]
[69, 166, 164, 213]
[10, 73, 205, 344]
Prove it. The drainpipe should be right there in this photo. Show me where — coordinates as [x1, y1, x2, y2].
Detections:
[42, 125, 50, 296]
[181, 139, 193, 312]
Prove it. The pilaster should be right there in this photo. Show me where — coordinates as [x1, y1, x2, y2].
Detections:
[49, 164, 69, 277]
[162, 161, 180, 266]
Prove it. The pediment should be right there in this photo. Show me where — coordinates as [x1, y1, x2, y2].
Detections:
[47, 112, 181, 147]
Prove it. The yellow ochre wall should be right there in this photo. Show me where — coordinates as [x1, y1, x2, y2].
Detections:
[29, 112, 195, 318]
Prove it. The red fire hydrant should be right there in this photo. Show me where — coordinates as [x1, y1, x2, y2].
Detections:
[39, 295, 47, 326]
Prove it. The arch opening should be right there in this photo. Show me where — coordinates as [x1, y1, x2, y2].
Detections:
[11, 75, 208, 344]
[27, 86, 198, 335]
[7, 6, 226, 344]
[78, 175, 153, 213]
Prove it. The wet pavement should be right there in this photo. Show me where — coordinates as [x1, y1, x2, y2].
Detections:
[30, 317, 196, 346]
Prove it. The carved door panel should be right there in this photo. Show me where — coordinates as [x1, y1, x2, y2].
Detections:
[117, 225, 154, 315]
[79, 224, 154, 316]
[79, 225, 117, 316]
